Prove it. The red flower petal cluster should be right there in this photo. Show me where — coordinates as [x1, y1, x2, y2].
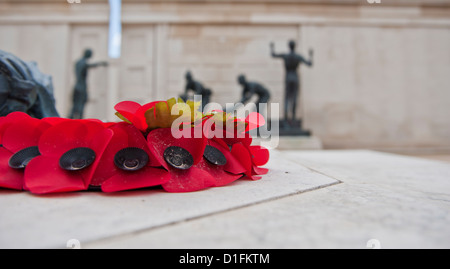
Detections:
[0, 98, 270, 194]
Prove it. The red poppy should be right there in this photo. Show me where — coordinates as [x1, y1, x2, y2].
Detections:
[91, 122, 170, 192]
[198, 138, 243, 187]
[24, 119, 113, 194]
[0, 112, 50, 190]
[248, 145, 270, 175]
[207, 111, 270, 180]
[147, 127, 218, 192]
[209, 137, 246, 176]
[208, 111, 264, 148]
[114, 101, 157, 132]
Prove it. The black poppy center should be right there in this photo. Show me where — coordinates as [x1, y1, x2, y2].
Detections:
[203, 145, 227, 166]
[163, 146, 193, 170]
[124, 159, 139, 169]
[72, 159, 87, 169]
[8, 146, 41, 169]
[59, 147, 96, 171]
[114, 147, 149, 171]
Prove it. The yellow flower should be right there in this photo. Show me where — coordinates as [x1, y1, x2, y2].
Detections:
[144, 97, 203, 130]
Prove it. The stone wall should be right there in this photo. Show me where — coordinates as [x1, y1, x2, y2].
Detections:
[0, 0, 449, 151]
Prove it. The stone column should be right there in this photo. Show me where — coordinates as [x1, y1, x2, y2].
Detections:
[106, 58, 120, 122]
[153, 23, 169, 101]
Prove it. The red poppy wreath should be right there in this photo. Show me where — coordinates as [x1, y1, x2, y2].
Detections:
[0, 98, 270, 194]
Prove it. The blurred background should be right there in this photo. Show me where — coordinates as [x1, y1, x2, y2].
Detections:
[0, 0, 449, 155]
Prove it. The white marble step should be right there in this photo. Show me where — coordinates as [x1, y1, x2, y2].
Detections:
[0, 149, 338, 249]
[85, 150, 450, 249]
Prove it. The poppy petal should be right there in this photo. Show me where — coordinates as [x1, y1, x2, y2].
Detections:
[38, 120, 109, 158]
[120, 123, 160, 167]
[24, 156, 88, 194]
[84, 120, 110, 139]
[114, 101, 141, 122]
[222, 131, 252, 148]
[91, 122, 159, 187]
[231, 142, 253, 177]
[245, 112, 265, 132]
[40, 117, 71, 126]
[2, 118, 50, 153]
[38, 121, 91, 157]
[133, 101, 158, 131]
[249, 145, 270, 166]
[247, 175, 262, 180]
[114, 101, 158, 131]
[26, 124, 113, 193]
[90, 124, 129, 186]
[208, 139, 246, 175]
[83, 128, 114, 186]
[252, 166, 269, 175]
[196, 159, 242, 187]
[0, 147, 23, 190]
[162, 166, 215, 193]
[0, 112, 31, 142]
[101, 167, 170, 192]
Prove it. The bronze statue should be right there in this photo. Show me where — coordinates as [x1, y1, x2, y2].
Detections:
[181, 70, 212, 110]
[237, 74, 270, 114]
[68, 49, 107, 119]
[0, 49, 59, 118]
[270, 40, 313, 127]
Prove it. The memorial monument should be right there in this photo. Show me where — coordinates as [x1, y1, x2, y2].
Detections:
[68, 48, 107, 119]
[270, 40, 313, 136]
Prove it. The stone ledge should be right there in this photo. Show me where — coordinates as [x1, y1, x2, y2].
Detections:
[3, 149, 449, 248]
[83, 150, 450, 249]
[0, 149, 336, 248]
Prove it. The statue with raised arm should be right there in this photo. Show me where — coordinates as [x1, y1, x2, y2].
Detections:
[270, 40, 313, 129]
[181, 70, 212, 110]
[68, 48, 107, 119]
[237, 74, 270, 114]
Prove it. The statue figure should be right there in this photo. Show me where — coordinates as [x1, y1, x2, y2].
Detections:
[0, 49, 59, 118]
[270, 40, 313, 128]
[237, 74, 270, 114]
[68, 49, 107, 119]
[181, 70, 212, 110]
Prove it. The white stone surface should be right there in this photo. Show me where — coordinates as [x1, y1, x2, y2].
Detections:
[2, 149, 449, 248]
[0, 150, 337, 249]
[82, 150, 450, 249]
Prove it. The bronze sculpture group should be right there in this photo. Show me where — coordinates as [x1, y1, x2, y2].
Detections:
[182, 39, 313, 135]
[2, 38, 313, 136]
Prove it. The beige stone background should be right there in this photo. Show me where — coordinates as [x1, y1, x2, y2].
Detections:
[0, 0, 449, 152]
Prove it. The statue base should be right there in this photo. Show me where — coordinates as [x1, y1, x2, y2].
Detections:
[251, 118, 322, 150]
[253, 135, 323, 150]
[275, 119, 311, 136]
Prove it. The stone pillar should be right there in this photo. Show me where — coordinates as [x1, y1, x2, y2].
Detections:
[153, 23, 169, 101]
[106, 58, 120, 122]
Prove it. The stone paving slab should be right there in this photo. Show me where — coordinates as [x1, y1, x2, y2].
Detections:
[0, 149, 338, 249]
[83, 150, 450, 249]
